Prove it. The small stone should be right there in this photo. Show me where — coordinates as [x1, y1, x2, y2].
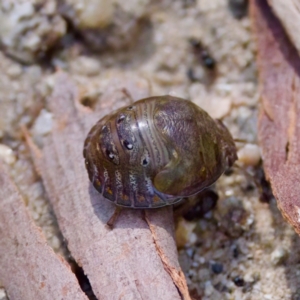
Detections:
[24, 34, 41, 50]
[32, 211, 40, 221]
[198, 256, 206, 264]
[175, 218, 197, 248]
[186, 247, 195, 258]
[183, 190, 218, 221]
[0, 144, 16, 165]
[178, 250, 191, 273]
[211, 262, 224, 274]
[188, 268, 197, 279]
[192, 261, 199, 268]
[198, 268, 211, 281]
[31, 109, 53, 137]
[228, 0, 248, 19]
[212, 249, 225, 260]
[190, 83, 232, 119]
[78, 0, 114, 29]
[0, 289, 7, 299]
[154, 70, 175, 85]
[215, 196, 252, 238]
[51, 235, 61, 251]
[204, 280, 214, 296]
[232, 245, 239, 258]
[116, 0, 150, 18]
[70, 56, 101, 76]
[6, 64, 22, 79]
[237, 144, 261, 166]
[0, 1, 66, 63]
[189, 232, 198, 245]
[270, 247, 288, 266]
[233, 276, 245, 287]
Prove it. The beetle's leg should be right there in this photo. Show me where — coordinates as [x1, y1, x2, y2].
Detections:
[106, 206, 122, 229]
[120, 88, 134, 104]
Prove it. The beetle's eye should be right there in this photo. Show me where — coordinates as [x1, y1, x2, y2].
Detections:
[117, 114, 125, 123]
[106, 150, 115, 160]
[141, 149, 150, 167]
[142, 158, 149, 166]
[123, 140, 133, 150]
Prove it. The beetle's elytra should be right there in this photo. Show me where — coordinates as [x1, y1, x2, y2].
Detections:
[83, 95, 237, 208]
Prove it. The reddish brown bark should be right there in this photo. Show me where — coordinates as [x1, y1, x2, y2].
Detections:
[0, 161, 88, 300]
[267, 0, 300, 57]
[251, 0, 300, 234]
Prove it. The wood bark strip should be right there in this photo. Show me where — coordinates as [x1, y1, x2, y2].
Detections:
[27, 72, 186, 299]
[251, 0, 300, 235]
[145, 211, 192, 300]
[267, 0, 300, 57]
[0, 161, 88, 300]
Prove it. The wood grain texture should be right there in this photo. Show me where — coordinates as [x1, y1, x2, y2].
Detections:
[0, 161, 88, 300]
[251, 0, 300, 234]
[27, 72, 187, 299]
[267, 0, 300, 57]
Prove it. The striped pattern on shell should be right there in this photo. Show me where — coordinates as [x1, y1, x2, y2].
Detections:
[83, 95, 237, 208]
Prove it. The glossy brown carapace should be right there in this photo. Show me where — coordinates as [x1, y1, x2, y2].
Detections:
[83, 95, 237, 208]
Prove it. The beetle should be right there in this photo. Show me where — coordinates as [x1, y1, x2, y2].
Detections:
[83, 95, 237, 218]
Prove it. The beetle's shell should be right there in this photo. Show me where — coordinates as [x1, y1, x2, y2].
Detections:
[83, 95, 237, 208]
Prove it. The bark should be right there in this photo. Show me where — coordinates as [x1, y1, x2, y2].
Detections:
[267, 0, 300, 57]
[0, 161, 88, 300]
[251, 0, 300, 235]
[26, 72, 190, 299]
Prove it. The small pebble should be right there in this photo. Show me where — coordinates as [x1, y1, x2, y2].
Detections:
[215, 196, 251, 238]
[0, 144, 16, 165]
[51, 235, 61, 251]
[0, 289, 7, 299]
[228, 0, 248, 19]
[204, 280, 214, 296]
[188, 268, 197, 279]
[191, 86, 232, 119]
[186, 248, 195, 258]
[70, 56, 101, 76]
[212, 249, 225, 260]
[211, 262, 224, 274]
[270, 247, 288, 266]
[6, 64, 22, 78]
[183, 190, 218, 221]
[233, 276, 245, 287]
[198, 268, 211, 281]
[154, 71, 172, 85]
[31, 109, 53, 138]
[192, 261, 199, 268]
[175, 218, 197, 248]
[198, 256, 206, 264]
[237, 144, 261, 166]
[232, 245, 239, 258]
[77, 0, 114, 29]
[189, 233, 198, 245]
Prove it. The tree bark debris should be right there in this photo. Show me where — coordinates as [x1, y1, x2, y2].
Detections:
[25, 72, 189, 299]
[0, 161, 88, 300]
[267, 0, 300, 57]
[251, 0, 300, 235]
